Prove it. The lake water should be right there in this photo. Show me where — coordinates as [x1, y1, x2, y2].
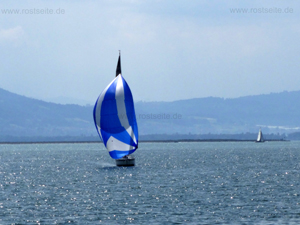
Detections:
[0, 141, 300, 224]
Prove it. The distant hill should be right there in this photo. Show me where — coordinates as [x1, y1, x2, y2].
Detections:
[0, 88, 93, 137]
[135, 91, 300, 135]
[0, 88, 300, 139]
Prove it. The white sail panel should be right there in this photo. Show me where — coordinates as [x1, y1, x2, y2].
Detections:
[106, 136, 136, 152]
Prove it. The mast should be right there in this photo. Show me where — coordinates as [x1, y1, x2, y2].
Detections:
[116, 50, 121, 77]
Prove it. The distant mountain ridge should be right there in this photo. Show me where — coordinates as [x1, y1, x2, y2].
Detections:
[0, 87, 300, 138]
[0, 88, 92, 136]
[136, 91, 300, 134]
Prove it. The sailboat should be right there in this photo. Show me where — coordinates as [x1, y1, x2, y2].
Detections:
[93, 52, 138, 166]
[256, 128, 264, 143]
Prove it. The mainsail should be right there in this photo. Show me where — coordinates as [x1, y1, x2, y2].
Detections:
[93, 54, 138, 159]
[257, 129, 264, 142]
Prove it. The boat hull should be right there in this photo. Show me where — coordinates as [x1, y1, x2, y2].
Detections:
[115, 157, 135, 167]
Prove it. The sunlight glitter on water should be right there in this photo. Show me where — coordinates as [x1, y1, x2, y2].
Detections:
[0, 142, 299, 224]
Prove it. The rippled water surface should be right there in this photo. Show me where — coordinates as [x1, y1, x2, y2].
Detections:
[1, 141, 300, 224]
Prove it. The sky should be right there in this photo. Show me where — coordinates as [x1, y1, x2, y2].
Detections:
[0, 0, 299, 104]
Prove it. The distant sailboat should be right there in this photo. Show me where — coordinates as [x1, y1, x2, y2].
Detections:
[256, 129, 264, 142]
[93, 52, 138, 166]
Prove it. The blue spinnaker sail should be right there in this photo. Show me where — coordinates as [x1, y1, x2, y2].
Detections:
[93, 56, 138, 159]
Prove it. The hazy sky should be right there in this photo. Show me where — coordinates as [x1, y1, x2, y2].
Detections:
[0, 0, 299, 104]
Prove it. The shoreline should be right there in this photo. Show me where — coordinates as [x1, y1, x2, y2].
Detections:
[0, 139, 289, 144]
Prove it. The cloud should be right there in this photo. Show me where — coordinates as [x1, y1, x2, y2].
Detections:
[0, 26, 25, 45]
[0, 1, 299, 102]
